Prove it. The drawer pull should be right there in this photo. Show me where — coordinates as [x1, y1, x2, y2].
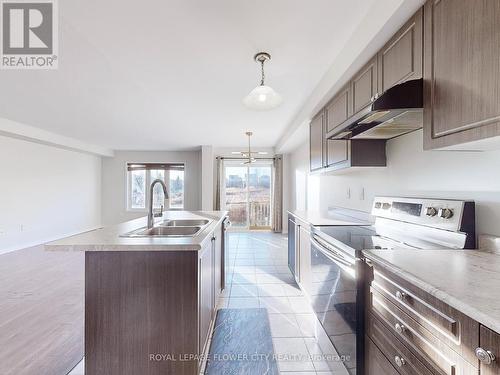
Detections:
[476, 347, 496, 365]
[395, 322, 406, 334]
[394, 355, 406, 367]
[395, 290, 406, 301]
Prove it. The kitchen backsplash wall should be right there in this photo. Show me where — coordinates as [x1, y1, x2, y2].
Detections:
[285, 129, 500, 236]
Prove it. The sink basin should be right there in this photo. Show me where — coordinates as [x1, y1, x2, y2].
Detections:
[160, 219, 210, 227]
[121, 226, 202, 237]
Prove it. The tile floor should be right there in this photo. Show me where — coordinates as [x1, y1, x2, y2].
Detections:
[69, 231, 344, 375]
[217, 231, 342, 375]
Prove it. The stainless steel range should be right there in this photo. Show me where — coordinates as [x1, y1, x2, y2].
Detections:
[302, 197, 475, 375]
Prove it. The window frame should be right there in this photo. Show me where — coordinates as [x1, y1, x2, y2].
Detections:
[126, 162, 185, 212]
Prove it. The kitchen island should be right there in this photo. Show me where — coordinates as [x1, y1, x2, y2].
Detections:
[46, 211, 228, 375]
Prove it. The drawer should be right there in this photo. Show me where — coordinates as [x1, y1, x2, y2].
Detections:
[370, 265, 479, 365]
[365, 335, 400, 375]
[367, 312, 437, 375]
[369, 287, 478, 375]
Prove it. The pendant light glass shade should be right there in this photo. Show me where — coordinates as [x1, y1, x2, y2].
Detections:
[243, 85, 283, 111]
[243, 52, 283, 111]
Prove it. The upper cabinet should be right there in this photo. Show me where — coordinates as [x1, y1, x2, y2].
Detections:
[325, 84, 351, 134]
[378, 8, 422, 93]
[351, 56, 378, 116]
[309, 111, 324, 171]
[423, 0, 500, 150]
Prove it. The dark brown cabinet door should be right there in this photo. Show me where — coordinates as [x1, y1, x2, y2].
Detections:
[365, 336, 399, 375]
[310, 112, 324, 171]
[423, 0, 500, 150]
[199, 242, 213, 354]
[378, 8, 422, 93]
[326, 140, 349, 168]
[325, 84, 351, 134]
[351, 56, 378, 116]
[478, 326, 500, 375]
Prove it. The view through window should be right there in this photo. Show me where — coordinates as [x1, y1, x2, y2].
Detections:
[127, 164, 185, 210]
[224, 163, 272, 229]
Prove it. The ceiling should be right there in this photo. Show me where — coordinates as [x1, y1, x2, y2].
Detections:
[0, 0, 381, 150]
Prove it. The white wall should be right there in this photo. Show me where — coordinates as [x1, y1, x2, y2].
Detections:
[101, 150, 202, 225]
[0, 135, 102, 254]
[201, 146, 214, 211]
[285, 130, 500, 236]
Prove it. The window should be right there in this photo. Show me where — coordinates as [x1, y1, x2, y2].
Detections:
[127, 163, 185, 211]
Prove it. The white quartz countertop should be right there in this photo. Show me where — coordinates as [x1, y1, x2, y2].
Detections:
[288, 210, 371, 226]
[45, 211, 228, 252]
[363, 249, 500, 333]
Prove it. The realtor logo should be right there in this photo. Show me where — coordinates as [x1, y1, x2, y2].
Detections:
[1, 0, 58, 69]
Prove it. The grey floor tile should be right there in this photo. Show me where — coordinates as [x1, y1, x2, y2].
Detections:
[294, 313, 318, 337]
[257, 283, 287, 297]
[259, 296, 294, 314]
[227, 297, 260, 309]
[231, 273, 257, 284]
[231, 284, 258, 297]
[268, 314, 302, 338]
[255, 265, 278, 274]
[273, 337, 315, 372]
[288, 297, 314, 314]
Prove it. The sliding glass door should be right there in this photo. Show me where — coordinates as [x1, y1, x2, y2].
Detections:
[223, 162, 272, 230]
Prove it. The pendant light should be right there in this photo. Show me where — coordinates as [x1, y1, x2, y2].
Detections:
[243, 52, 283, 111]
[231, 131, 268, 164]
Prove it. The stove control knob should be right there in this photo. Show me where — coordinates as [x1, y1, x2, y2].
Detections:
[382, 203, 391, 210]
[426, 207, 438, 217]
[374, 202, 382, 209]
[438, 208, 454, 219]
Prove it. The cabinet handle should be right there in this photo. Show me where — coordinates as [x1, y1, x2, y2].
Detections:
[475, 347, 496, 365]
[394, 355, 406, 367]
[395, 323, 406, 335]
[395, 290, 406, 301]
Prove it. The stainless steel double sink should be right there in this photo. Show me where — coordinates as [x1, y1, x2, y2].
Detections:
[121, 219, 211, 238]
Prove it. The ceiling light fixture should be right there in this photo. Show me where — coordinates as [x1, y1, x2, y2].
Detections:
[243, 52, 283, 111]
[232, 131, 268, 164]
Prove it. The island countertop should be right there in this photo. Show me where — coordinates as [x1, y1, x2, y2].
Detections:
[363, 248, 500, 333]
[45, 210, 228, 252]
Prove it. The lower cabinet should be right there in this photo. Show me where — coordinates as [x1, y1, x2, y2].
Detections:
[363, 255, 500, 375]
[365, 336, 399, 375]
[199, 222, 224, 358]
[478, 326, 500, 375]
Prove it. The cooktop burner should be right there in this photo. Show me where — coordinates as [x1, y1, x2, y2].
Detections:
[314, 225, 419, 252]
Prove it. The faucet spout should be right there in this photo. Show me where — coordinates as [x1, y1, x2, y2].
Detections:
[147, 179, 169, 229]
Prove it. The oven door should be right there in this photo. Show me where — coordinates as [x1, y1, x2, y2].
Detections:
[308, 234, 360, 374]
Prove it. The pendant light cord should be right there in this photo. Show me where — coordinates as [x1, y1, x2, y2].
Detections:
[260, 59, 265, 86]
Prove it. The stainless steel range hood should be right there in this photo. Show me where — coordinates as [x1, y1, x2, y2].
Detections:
[327, 78, 423, 140]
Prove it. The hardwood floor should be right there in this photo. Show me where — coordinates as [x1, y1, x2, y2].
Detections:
[0, 245, 84, 375]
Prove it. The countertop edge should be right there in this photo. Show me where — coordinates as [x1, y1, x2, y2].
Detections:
[45, 211, 228, 252]
[363, 250, 500, 333]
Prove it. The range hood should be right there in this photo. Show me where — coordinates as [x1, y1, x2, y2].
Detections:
[327, 78, 423, 140]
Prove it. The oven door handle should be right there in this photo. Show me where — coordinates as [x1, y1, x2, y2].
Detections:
[310, 235, 355, 268]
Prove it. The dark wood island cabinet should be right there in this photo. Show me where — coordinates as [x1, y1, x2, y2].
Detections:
[84, 219, 225, 375]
